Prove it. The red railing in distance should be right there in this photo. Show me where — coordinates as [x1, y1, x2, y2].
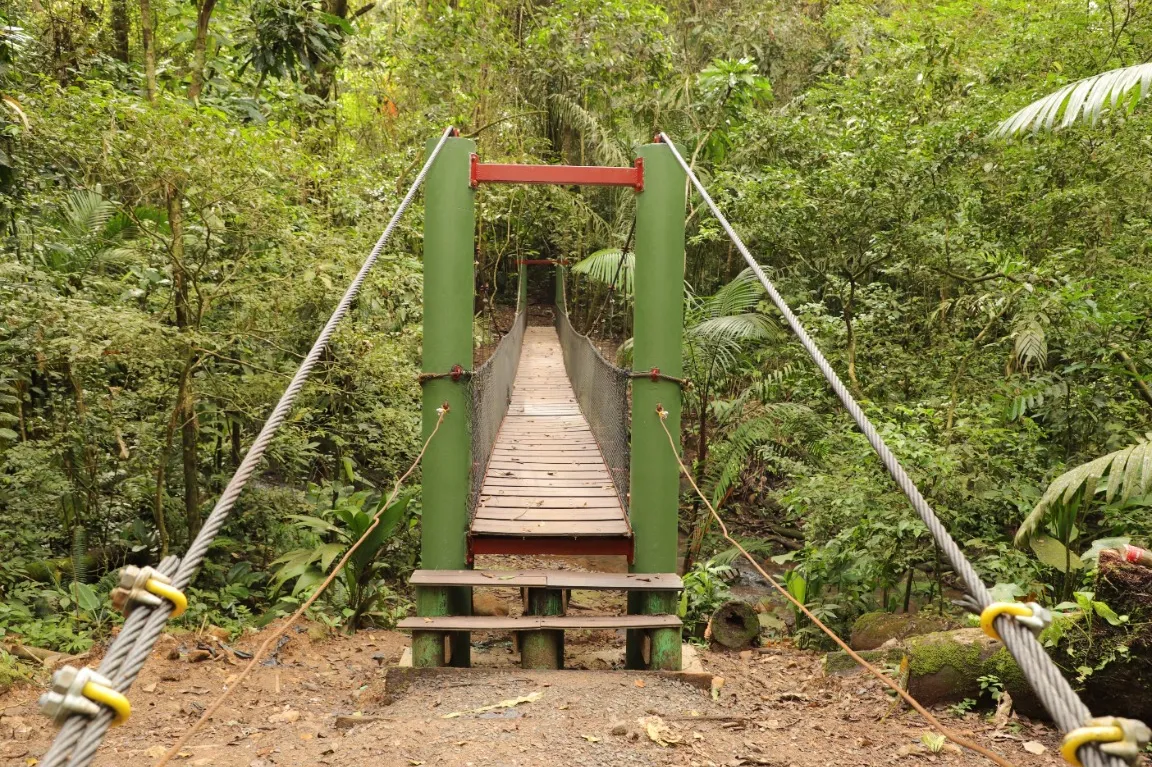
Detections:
[471, 154, 643, 192]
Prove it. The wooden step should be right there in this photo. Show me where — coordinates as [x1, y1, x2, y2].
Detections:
[397, 614, 681, 631]
[410, 569, 682, 590]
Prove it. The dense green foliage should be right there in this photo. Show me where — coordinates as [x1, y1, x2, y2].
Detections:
[1, 0, 1150, 659]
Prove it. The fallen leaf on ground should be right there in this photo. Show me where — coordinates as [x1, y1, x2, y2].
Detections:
[710, 676, 725, 701]
[582, 734, 601, 742]
[443, 691, 543, 719]
[1023, 740, 1047, 755]
[638, 716, 681, 747]
[634, 678, 645, 688]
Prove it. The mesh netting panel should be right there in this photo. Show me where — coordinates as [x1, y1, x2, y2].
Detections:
[555, 300, 631, 504]
[468, 308, 527, 514]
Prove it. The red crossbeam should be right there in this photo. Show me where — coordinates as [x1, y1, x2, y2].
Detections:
[471, 155, 643, 191]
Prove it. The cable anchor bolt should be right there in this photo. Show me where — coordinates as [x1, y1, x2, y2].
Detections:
[110, 565, 187, 618]
[39, 666, 131, 727]
[1061, 716, 1150, 767]
[978, 601, 1051, 642]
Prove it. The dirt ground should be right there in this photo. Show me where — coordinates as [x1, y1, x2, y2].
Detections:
[0, 556, 1094, 767]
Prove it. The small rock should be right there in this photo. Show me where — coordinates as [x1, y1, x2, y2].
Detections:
[626, 730, 640, 741]
[610, 721, 628, 736]
[188, 649, 213, 662]
[269, 708, 301, 724]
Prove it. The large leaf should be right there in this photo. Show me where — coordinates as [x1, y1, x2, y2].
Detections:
[570, 248, 634, 297]
[1016, 435, 1152, 546]
[995, 63, 1152, 136]
[1029, 534, 1083, 573]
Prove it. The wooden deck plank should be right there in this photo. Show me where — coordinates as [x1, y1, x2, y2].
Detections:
[398, 614, 680, 631]
[475, 508, 622, 521]
[471, 326, 628, 544]
[410, 570, 682, 590]
[472, 519, 629, 536]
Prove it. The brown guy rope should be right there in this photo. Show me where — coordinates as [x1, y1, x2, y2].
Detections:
[655, 411, 1016, 767]
[42, 126, 457, 767]
[657, 132, 1126, 767]
[154, 407, 448, 767]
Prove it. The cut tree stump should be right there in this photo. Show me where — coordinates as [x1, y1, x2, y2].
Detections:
[1066, 549, 1152, 722]
[709, 601, 760, 649]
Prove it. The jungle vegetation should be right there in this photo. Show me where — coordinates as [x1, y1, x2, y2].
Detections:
[0, 0, 1150, 663]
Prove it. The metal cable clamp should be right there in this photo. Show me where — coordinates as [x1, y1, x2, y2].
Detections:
[1062, 717, 1151, 767]
[39, 667, 131, 727]
[110, 565, 188, 618]
[979, 601, 1052, 641]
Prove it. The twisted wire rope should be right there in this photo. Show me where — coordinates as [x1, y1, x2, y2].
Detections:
[42, 126, 456, 767]
[658, 131, 1121, 767]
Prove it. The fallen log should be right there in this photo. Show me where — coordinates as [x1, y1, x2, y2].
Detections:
[708, 600, 760, 648]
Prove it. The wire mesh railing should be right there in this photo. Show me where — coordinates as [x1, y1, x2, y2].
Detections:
[556, 283, 631, 504]
[468, 303, 527, 515]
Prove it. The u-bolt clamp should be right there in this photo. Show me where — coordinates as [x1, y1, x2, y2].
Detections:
[110, 565, 187, 618]
[39, 666, 131, 727]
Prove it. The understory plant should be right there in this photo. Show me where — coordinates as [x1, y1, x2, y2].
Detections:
[272, 477, 414, 632]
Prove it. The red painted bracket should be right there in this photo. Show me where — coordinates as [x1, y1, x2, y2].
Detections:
[471, 155, 643, 192]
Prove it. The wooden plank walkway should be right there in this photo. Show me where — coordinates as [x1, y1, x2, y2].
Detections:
[470, 326, 631, 556]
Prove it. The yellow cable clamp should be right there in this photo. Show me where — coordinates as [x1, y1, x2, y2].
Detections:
[39, 666, 132, 727]
[110, 565, 186, 618]
[1061, 717, 1150, 767]
[979, 601, 1051, 642]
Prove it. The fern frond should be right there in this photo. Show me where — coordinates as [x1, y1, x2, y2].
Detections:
[547, 93, 630, 167]
[1015, 434, 1152, 546]
[1010, 314, 1047, 373]
[71, 526, 89, 586]
[995, 63, 1152, 137]
[710, 537, 780, 566]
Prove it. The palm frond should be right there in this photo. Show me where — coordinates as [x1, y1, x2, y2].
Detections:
[61, 190, 116, 240]
[688, 314, 778, 343]
[547, 93, 630, 167]
[570, 248, 634, 296]
[1015, 433, 1152, 546]
[995, 63, 1152, 137]
[699, 267, 765, 318]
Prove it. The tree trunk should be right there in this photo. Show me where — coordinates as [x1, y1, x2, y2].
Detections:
[139, 0, 157, 101]
[167, 185, 200, 540]
[110, 0, 130, 63]
[844, 276, 859, 391]
[187, 0, 218, 100]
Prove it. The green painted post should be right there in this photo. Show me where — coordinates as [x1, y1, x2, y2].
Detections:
[520, 588, 564, 669]
[626, 142, 686, 671]
[518, 260, 528, 311]
[415, 136, 476, 669]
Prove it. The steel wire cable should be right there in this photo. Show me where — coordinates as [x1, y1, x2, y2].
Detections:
[658, 131, 1123, 767]
[555, 281, 631, 502]
[469, 301, 527, 514]
[42, 126, 457, 767]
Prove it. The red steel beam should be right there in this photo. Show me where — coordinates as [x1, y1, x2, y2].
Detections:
[468, 534, 634, 563]
[471, 155, 643, 191]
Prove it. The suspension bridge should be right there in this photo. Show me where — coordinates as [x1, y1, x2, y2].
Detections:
[33, 129, 1148, 767]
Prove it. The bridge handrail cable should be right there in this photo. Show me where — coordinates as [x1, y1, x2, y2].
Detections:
[658, 132, 1132, 767]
